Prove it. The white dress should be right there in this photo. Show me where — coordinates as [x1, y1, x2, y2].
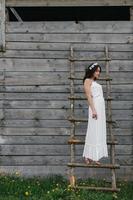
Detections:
[82, 80, 108, 161]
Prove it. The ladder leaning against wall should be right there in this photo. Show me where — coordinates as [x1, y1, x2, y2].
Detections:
[67, 45, 120, 192]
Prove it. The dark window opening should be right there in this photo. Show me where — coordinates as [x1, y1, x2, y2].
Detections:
[7, 6, 130, 21]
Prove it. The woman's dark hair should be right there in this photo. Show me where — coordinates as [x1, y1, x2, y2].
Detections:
[83, 63, 102, 84]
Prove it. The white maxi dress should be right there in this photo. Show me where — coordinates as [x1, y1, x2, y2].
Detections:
[82, 80, 108, 161]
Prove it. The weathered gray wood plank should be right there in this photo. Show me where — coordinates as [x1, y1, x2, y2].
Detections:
[0, 155, 132, 166]
[0, 0, 5, 51]
[6, 33, 133, 44]
[0, 127, 70, 136]
[0, 99, 69, 109]
[0, 84, 132, 93]
[0, 109, 69, 120]
[0, 59, 133, 72]
[0, 119, 132, 129]
[0, 127, 132, 136]
[0, 135, 132, 145]
[0, 72, 133, 85]
[0, 100, 132, 110]
[0, 93, 132, 101]
[6, 21, 133, 33]
[0, 108, 131, 121]
[0, 92, 132, 101]
[0, 144, 132, 155]
[6, 42, 133, 51]
[0, 119, 70, 127]
[5, 1, 133, 7]
[0, 50, 133, 60]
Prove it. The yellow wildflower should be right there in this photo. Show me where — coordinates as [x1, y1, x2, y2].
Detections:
[25, 191, 29, 196]
[15, 171, 20, 176]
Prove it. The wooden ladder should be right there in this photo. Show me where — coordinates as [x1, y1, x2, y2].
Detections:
[67, 45, 120, 192]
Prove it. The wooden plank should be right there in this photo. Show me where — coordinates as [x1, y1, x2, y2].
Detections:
[6, 33, 133, 44]
[0, 72, 132, 85]
[5, 0, 133, 7]
[0, 50, 133, 60]
[5, 42, 133, 51]
[0, 100, 69, 109]
[0, 131, 128, 141]
[0, 59, 133, 72]
[1, 109, 68, 120]
[0, 99, 132, 110]
[75, 100, 133, 110]
[0, 108, 132, 120]
[0, 92, 132, 101]
[0, 155, 132, 166]
[0, 119, 70, 127]
[75, 127, 132, 137]
[6, 22, 133, 33]
[0, 72, 69, 85]
[0, 85, 67, 93]
[0, 127, 132, 136]
[81, 84, 133, 93]
[0, 144, 132, 155]
[0, 127, 70, 136]
[0, 85, 70, 93]
[74, 120, 132, 129]
[0, 0, 5, 51]
[0, 84, 132, 93]
[74, 109, 132, 120]
[0, 135, 132, 145]
[0, 58, 70, 72]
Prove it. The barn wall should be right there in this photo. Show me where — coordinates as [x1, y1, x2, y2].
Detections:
[0, 21, 133, 180]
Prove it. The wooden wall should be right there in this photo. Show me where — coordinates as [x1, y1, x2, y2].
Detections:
[0, 21, 133, 181]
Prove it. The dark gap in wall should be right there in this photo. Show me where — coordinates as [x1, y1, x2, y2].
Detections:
[7, 6, 130, 21]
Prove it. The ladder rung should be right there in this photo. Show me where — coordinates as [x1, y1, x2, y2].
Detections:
[68, 76, 112, 81]
[68, 162, 120, 169]
[68, 96, 114, 101]
[73, 185, 120, 192]
[68, 117, 115, 124]
[68, 139, 118, 145]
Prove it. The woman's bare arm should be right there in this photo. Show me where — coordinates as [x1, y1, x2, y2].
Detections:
[84, 79, 98, 119]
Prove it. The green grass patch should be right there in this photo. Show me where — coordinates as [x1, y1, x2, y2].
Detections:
[0, 172, 132, 200]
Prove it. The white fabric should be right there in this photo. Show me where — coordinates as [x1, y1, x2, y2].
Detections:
[82, 80, 108, 161]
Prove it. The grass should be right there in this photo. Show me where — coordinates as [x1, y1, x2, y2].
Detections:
[0, 172, 132, 200]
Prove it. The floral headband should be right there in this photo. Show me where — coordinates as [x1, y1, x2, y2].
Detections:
[89, 62, 98, 70]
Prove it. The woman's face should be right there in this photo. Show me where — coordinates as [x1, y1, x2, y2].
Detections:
[93, 67, 101, 79]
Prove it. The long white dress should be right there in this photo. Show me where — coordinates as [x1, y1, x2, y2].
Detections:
[82, 80, 108, 161]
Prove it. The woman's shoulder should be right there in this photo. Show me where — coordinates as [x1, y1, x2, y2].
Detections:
[84, 78, 93, 83]
[83, 78, 94, 87]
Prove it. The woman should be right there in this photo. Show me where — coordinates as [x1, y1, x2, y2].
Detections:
[82, 62, 108, 165]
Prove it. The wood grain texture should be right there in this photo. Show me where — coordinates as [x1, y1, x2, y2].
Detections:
[0, 21, 132, 180]
[5, 0, 133, 7]
[6, 22, 133, 33]
[0, 0, 5, 51]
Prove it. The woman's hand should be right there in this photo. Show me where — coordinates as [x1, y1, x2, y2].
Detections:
[92, 109, 98, 120]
